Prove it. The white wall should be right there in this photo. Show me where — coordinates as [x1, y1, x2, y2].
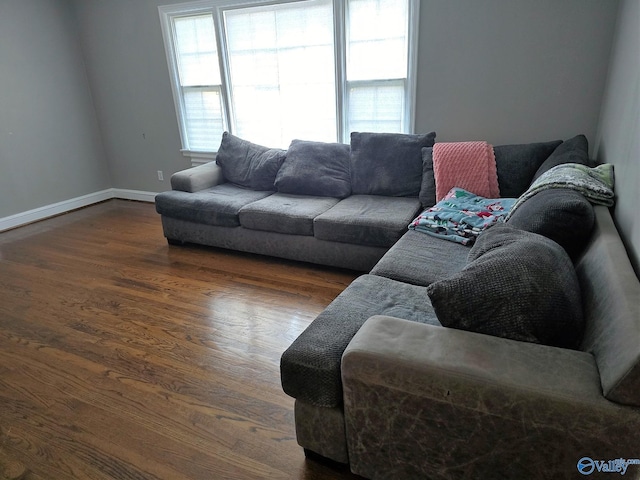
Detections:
[594, 0, 640, 274]
[0, 0, 110, 219]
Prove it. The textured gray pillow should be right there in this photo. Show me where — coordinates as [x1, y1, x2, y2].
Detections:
[215, 132, 286, 190]
[350, 131, 436, 197]
[507, 188, 595, 260]
[532, 134, 589, 182]
[426, 224, 584, 349]
[418, 140, 562, 208]
[274, 139, 351, 198]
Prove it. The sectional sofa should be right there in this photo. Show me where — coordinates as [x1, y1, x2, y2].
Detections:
[155, 132, 640, 479]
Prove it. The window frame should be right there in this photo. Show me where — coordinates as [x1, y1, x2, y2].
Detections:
[159, 0, 420, 165]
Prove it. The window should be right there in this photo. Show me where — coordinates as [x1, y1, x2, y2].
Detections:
[224, 0, 337, 147]
[345, 0, 410, 134]
[172, 14, 225, 150]
[159, 0, 418, 161]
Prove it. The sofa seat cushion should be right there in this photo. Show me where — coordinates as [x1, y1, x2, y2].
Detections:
[155, 184, 274, 227]
[370, 230, 469, 286]
[280, 274, 440, 408]
[313, 195, 422, 248]
[239, 193, 340, 236]
[426, 224, 584, 349]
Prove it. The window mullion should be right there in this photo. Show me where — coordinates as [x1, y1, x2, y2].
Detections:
[406, 0, 420, 133]
[213, 6, 235, 138]
[334, 0, 347, 144]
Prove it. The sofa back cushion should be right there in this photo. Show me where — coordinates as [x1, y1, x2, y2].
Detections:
[350, 131, 436, 197]
[215, 132, 286, 190]
[419, 140, 562, 207]
[532, 134, 589, 181]
[577, 206, 640, 407]
[494, 140, 562, 197]
[274, 139, 351, 198]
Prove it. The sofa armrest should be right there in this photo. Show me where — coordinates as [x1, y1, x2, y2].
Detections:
[342, 315, 640, 479]
[170, 161, 224, 192]
[343, 315, 603, 405]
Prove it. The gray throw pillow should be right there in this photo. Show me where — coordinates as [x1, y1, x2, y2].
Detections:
[215, 132, 286, 191]
[419, 140, 563, 208]
[274, 139, 351, 198]
[532, 134, 589, 182]
[507, 188, 595, 260]
[350, 131, 436, 197]
[426, 224, 584, 349]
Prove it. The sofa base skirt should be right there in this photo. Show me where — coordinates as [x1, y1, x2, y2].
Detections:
[160, 215, 389, 272]
[295, 400, 349, 465]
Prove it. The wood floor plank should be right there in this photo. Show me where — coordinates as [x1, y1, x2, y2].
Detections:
[0, 200, 363, 480]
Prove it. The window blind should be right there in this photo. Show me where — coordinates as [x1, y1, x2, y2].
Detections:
[223, 0, 336, 148]
[174, 14, 225, 150]
[345, 0, 409, 133]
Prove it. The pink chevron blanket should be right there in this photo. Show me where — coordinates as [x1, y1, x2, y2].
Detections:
[432, 141, 500, 201]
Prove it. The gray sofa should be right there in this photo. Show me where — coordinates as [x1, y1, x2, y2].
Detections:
[279, 137, 640, 479]
[155, 131, 640, 478]
[155, 131, 438, 271]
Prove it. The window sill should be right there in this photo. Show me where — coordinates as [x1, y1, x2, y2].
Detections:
[181, 150, 216, 167]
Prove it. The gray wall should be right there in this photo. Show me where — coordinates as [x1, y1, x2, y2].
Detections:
[0, 0, 110, 218]
[73, 0, 184, 193]
[415, 0, 619, 148]
[594, 0, 640, 274]
[73, 0, 619, 191]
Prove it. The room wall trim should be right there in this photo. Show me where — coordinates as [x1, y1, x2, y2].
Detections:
[0, 188, 158, 232]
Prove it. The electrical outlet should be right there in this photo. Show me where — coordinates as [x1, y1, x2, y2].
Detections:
[157, 170, 164, 181]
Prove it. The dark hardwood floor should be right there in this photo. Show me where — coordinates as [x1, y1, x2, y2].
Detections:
[0, 200, 362, 480]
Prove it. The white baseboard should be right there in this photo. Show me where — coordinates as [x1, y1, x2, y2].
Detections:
[0, 188, 158, 232]
[111, 188, 158, 203]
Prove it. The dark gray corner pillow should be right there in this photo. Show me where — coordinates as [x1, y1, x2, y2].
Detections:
[215, 132, 286, 191]
[426, 224, 584, 349]
[493, 139, 563, 198]
[532, 134, 589, 182]
[507, 188, 595, 260]
[350, 131, 436, 197]
[419, 147, 436, 208]
[274, 139, 351, 198]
